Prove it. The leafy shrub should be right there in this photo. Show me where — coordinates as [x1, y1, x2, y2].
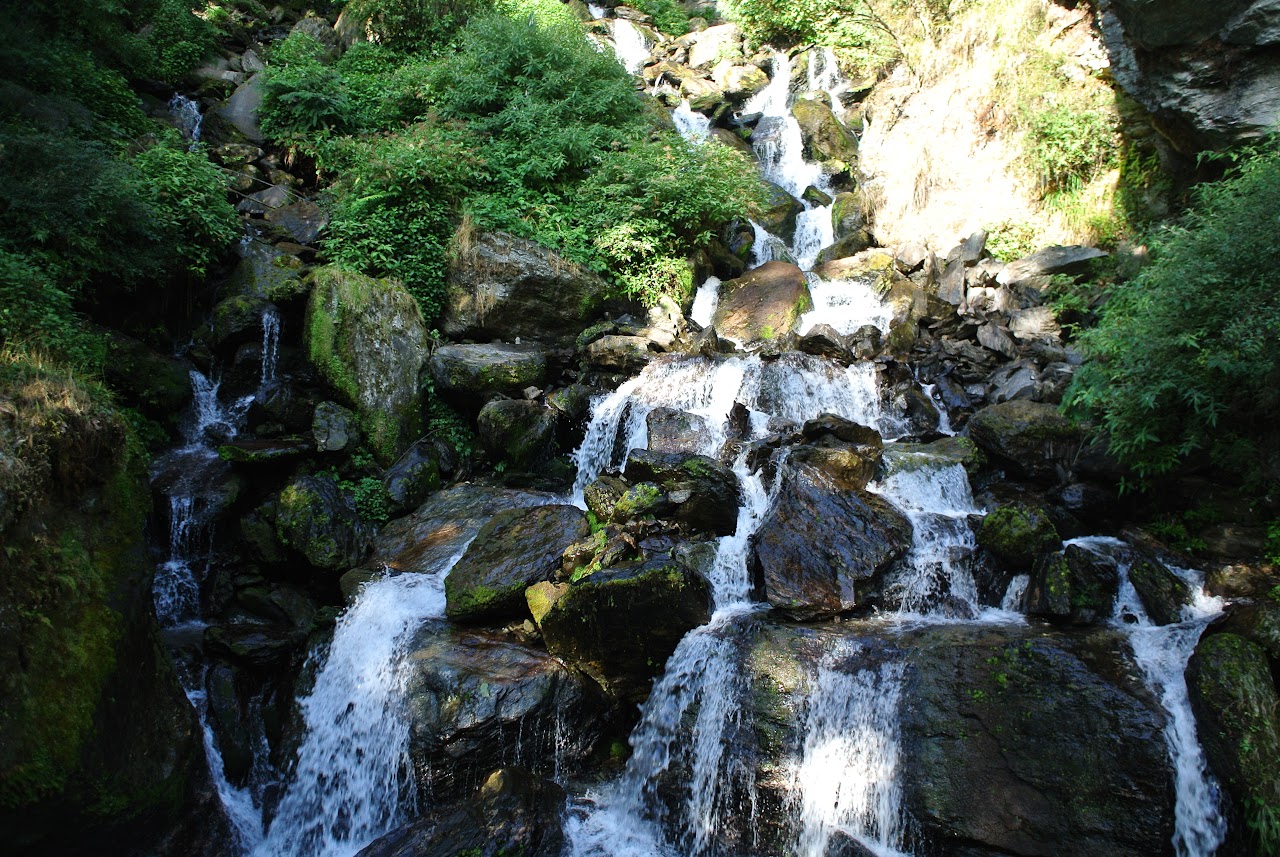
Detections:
[0, 251, 99, 369]
[259, 32, 354, 143]
[1024, 104, 1118, 196]
[633, 0, 692, 35]
[1065, 142, 1280, 482]
[342, 0, 489, 51]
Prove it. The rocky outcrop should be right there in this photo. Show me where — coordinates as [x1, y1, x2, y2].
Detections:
[444, 505, 591, 623]
[430, 343, 547, 398]
[711, 262, 813, 343]
[476, 399, 560, 470]
[304, 266, 430, 464]
[966, 399, 1085, 483]
[977, 503, 1061, 569]
[1100, 0, 1280, 152]
[442, 231, 607, 345]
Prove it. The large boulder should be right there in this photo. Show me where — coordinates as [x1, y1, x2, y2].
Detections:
[752, 458, 911, 619]
[476, 399, 560, 470]
[711, 262, 813, 343]
[791, 97, 859, 167]
[1127, 556, 1193, 625]
[304, 266, 430, 464]
[441, 231, 607, 345]
[1186, 632, 1280, 830]
[215, 73, 265, 143]
[646, 407, 712, 455]
[403, 629, 609, 801]
[1110, 0, 1254, 47]
[429, 343, 547, 398]
[357, 768, 565, 857]
[977, 504, 1061, 570]
[966, 399, 1085, 483]
[529, 554, 712, 703]
[275, 475, 372, 573]
[1026, 544, 1120, 625]
[623, 449, 741, 536]
[444, 505, 591, 623]
[756, 182, 803, 246]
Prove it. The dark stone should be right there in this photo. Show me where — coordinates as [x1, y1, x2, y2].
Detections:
[756, 181, 803, 245]
[1027, 544, 1120, 625]
[382, 437, 446, 514]
[274, 475, 372, 572]
[966, 399, 1085, 483]
[444, 505, 591, 623]
[977, 504, 1061, 570]
[476, 399, 559, 470]
[204, 623, 302, 668]
[624, 449, 742, 536]
[430, 343, 547, 398]
[752, 459, 911, 619]
[1128, 556, 1193, 625]
[797, 324, 848, 360]
[646, 407, 711, 455]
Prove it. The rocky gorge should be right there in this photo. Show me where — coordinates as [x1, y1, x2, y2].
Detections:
[2, 2, 1279, 857]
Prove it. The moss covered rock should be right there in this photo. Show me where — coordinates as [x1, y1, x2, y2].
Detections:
[445, 505, 591, 623]
[1027, 544, 1120, 624]
[1127, 556, 1193, 625]
[967, 399, 1086, 483]
[712, 261, 812, 344]
[304, 266, 430, 465]
[430, 343, 547, 398]
[275, 474, 372, 572]
[977, 504, 1061, 570]
[623, 449, 742, 536]
[792, 96, 859, 168]
[476, 399, 559, 471]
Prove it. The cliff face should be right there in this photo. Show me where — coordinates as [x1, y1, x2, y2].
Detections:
[1100, 0, 1280, 153]
[0, 355, 214, 855]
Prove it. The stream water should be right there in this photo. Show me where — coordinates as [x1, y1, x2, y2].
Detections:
[160, 22, 1230, 857]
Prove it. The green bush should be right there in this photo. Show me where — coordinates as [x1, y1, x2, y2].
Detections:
[1025, 104, 1118, 196]
[633, 0, 692, 35]
[1065, 142, 1280, 483]
[259, 32, 355, 143]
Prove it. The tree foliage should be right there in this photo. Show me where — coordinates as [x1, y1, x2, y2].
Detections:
[1065, 142, 1280, 483]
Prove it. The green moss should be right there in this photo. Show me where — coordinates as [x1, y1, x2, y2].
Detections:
[978, 505, 1060, 568]
[612, 482, 662, 520]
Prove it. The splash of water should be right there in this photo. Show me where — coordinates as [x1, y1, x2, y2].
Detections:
[260, 305, 281, 390]
[800, 271, 895, 336]
[612, 18, 650, 75]
[674, 100, 712, 144]
[168, 93, 203, 147]
[690, 276, 721, 328]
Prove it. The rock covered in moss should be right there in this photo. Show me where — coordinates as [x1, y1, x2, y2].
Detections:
[755, 185, 803, 248]
[966, 399, 1085, 483]
[445, 505, 591, 623]
[1127, 556, 1193, 625]
[1186, 632, 1280, 829]
[623, 449, 741, 536]
[752, 458, 911, 619]
[476, 399, 560, 470]
[430, 343, 547, 397]
[531, 555, 712, 702]
[274, 474, 372, 572]
[977, 504, 1061, 569]
[382, 437, 447, 514]
[211, 293, 271, 354]
[792, 96, 858, 168]
[312, 400, 359, 453]
[1026, 544, 1119, 624]
[441, 230, 608, 346]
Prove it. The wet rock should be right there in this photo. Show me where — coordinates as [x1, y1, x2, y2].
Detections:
[966, 399, 1085, 483]
[584, 335, 655, 374]
[1214, 600, 1280, 662]
[442, 231, 607, 346]
[204, 623, 302, 668]
[756, 182, 803, 245]
[227, 239, 307, 302]
[977, 504, 1061, 570]
[797, 324, 847, 360]
[275, 474, 372, 572]
[445, 505, 591, 623]
[1027, 544, 1120, 624]
[582, 474, 628, 524]
[1186, 632, 1280, 828]
[624, 449, 742, 536]
[430, 343, 546, 398]
[1127, 556, 1193, 625]
[312, 400, 359, 453]
[792, 97, 859, 167]
[476, 399, 560, 470]
[264, 199, 329, 244]
[357, 767, 566, 857]
[204, 664, 253, 785]
[404, 629, 608, 800]
[646, 407, 711, 455]
[712, 261, 813, 343]
[382, 437, 446, 514]
[305, 266, 430, 464]
[217, 437, 312, 464]
[752, 459, 911, 619]
[211, 293, 270, 354]
[531, 555, 712, 703]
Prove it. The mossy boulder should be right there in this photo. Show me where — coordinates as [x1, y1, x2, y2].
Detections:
[0, 356, 209, 851]
[98, 330, 192, 425]
[711, 261, 813, 344]
[312, 400, 359, 454]
[531, 555, 713, 703]
[274, 474, 372, 573]
[476, 399, 559, 471]
[967, 399, 1086, 483]
[977, 504, 1061, 570]
[1186, 632, 1280, 832]
[1027, 544, 1120, 625]
[382, 437, 447, 515]
[445, 505, 591, 623]
[792, 97, 858, 167]
[226, 238, 307, 302]
[623, 449, 742, 536]
[211, 293, 270, 354]
[756, 182, 803, 245]
[430, 343, 547, 398]
[1127, 556, 1193, 625]
[304, 266, 430, 465]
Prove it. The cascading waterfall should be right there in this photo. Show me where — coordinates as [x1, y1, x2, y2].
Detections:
[806, 47, 851, 120]
[868, 457, 986, 618]
[259, 305, 281, 389]
[690, 275, 721, 328]
[255, 546, 470, 857]
[1069, 537, 1228, 857]
[800, 270, 895, 336]
[793, 648, 909, 857]
[611, 18, 650, 75]
[169, 92, 203, 146]
[673, 99, 712, 144]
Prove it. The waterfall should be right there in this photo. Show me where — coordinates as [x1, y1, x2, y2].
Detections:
[799, 270, 895, 336]
[674, 100, 712, 144]
[255, 548, 469, 857]
[1069, 537, 1228, 857]
[806, 47, 851, 120]
[169, 93, 203, 147]
[259, 305, 281, 389]
[794, 647, 909, 857]
[611, 18, 650, 75]
[869, 459, 986, 618]
[743, 53, 837, 270]
[690, 275, 721, 328]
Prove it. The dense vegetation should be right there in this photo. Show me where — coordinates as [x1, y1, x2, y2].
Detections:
[1066, 141, 1280, 486]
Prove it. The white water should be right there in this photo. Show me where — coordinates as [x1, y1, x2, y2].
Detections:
[1068, 537, 1228, 857]
[611, 18, 650, 75]
[744, 52, 837, 270]
[869, 458, 988, 618]
[794, 647, 909, 857]
[806, 47, 852, 120]
[260, 305, 281, 389]
[169, 93, 203, 147]
[800, 271, 894, 336]
[673, 100, 712, 144]
[256, 545, 469, 857]
[1000, 574, 1030, 612]
[690, 276, 720, 328]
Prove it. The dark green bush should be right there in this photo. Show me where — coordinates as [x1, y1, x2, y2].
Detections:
[1025, 104, 1119, 195]
[259, 32, 355, 143]
[1065, 142, 1280, 483]
[633, 0, 692, 35]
